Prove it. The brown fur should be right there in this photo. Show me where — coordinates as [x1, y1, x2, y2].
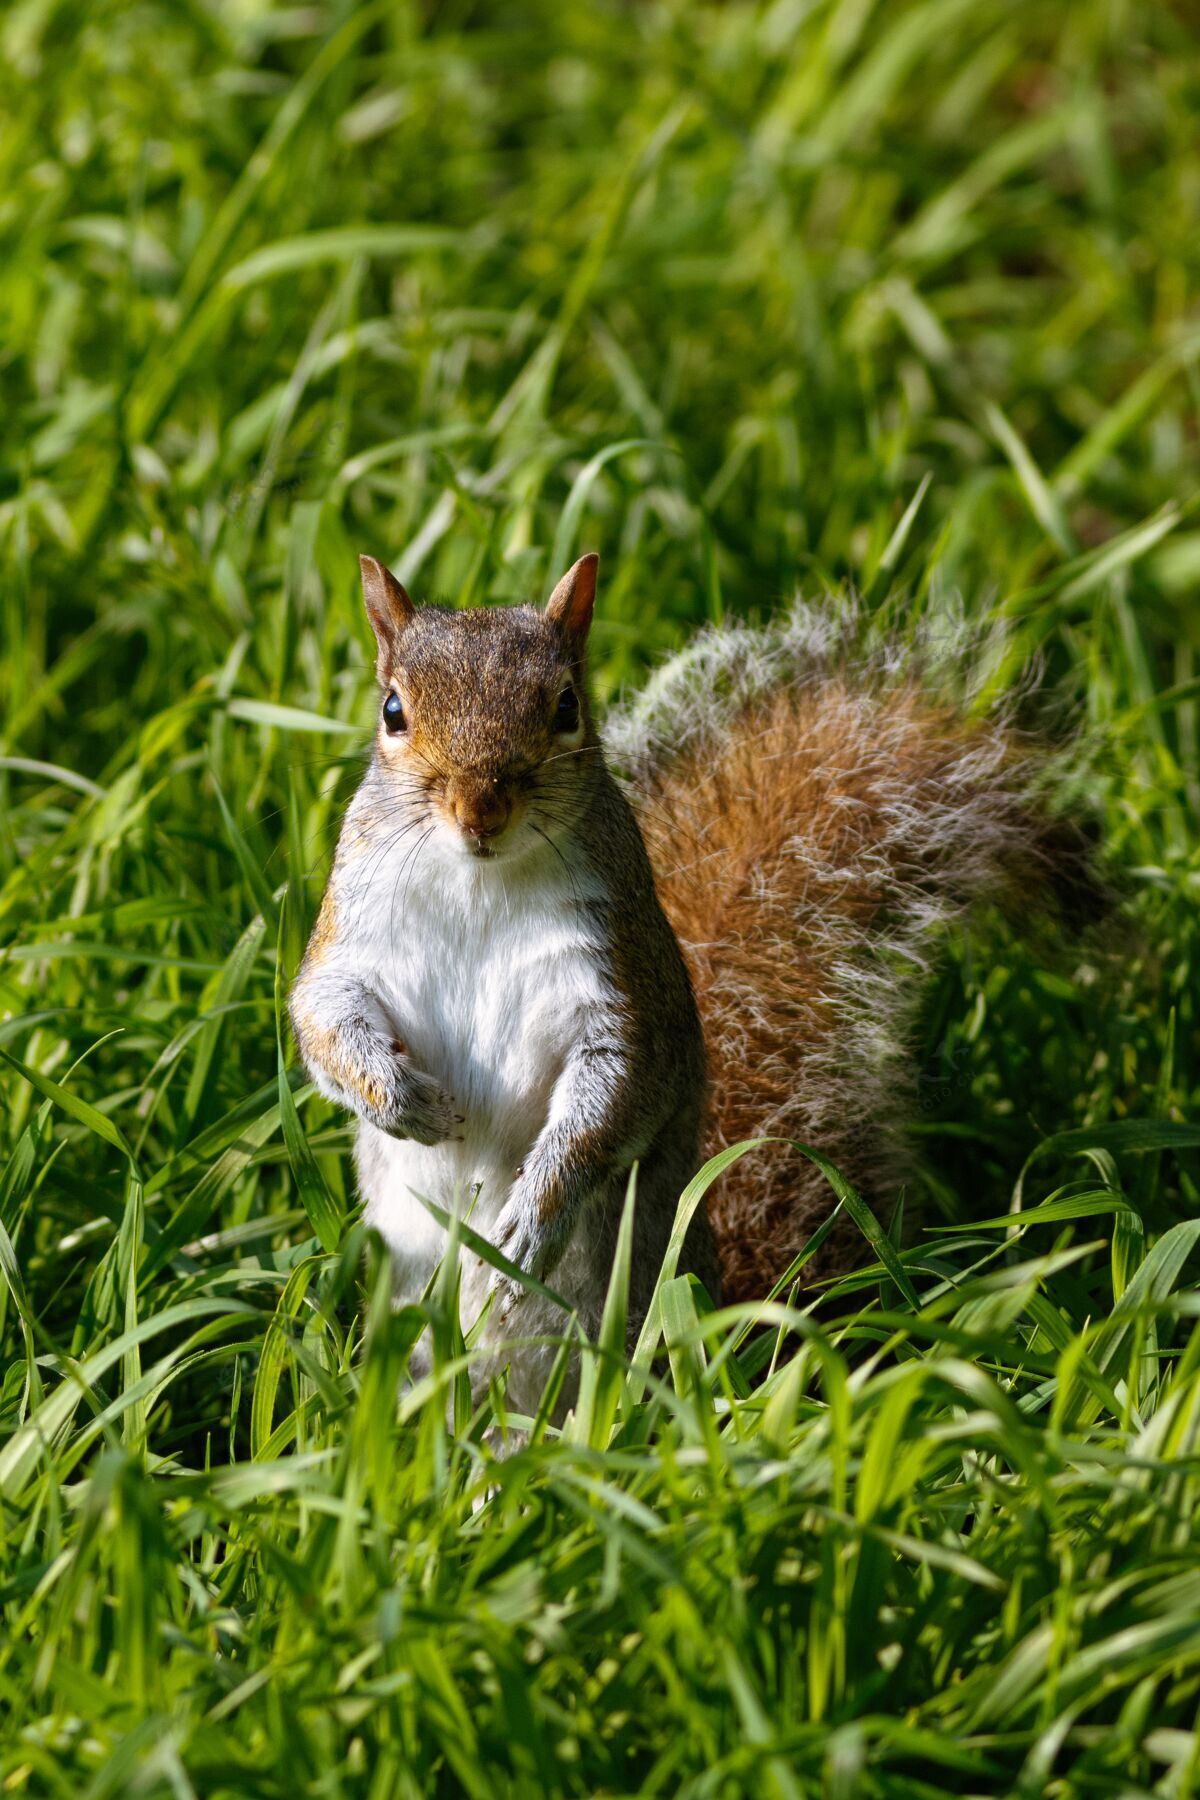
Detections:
[633, 678, 1094, 1302]
[305, 884, 338, 963]
[292, 1012, 389, 1114]
[371, 602, 595, 854]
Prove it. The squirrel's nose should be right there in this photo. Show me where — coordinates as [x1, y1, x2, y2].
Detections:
[454, 791, 511, 841]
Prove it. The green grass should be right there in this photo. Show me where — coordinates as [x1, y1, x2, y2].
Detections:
[2, 0, 1200, 1792]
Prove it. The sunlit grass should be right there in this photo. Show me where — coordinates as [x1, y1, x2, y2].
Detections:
[2, 0, 1199, 1792]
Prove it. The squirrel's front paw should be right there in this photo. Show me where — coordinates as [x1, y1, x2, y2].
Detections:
[489, 1187, 568, 1312]
[372, 1043, 461, 1146]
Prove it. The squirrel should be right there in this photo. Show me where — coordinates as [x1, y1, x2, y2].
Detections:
[291, 551, 1097, 1412]
[290, 551, 715, 1415]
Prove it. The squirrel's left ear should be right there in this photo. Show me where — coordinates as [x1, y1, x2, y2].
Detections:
[360, 554, 415, 679]
[545, 552, 599, 646]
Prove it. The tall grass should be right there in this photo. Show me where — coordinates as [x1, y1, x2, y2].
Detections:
[2, 0, 1198, 1792]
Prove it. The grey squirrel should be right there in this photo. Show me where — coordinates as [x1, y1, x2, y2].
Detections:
[291, 551, 1095, 1410]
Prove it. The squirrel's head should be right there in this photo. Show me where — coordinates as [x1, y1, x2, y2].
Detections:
[359, 551, 601, 864]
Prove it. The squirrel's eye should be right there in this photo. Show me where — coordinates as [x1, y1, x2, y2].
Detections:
[554, 684, 580, 734]
[382, 692, 407, 734]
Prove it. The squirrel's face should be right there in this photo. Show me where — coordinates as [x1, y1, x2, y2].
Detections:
[359, 552, 601, 864]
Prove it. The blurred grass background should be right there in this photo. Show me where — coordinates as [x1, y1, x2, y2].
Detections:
[2, 1, 1200, 1793]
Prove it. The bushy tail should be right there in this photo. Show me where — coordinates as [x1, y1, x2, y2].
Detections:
[605, 598, 1101, 1302]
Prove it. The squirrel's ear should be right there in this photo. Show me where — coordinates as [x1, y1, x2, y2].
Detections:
[545, 552, 599, 646]
[360, 554, 415, 676]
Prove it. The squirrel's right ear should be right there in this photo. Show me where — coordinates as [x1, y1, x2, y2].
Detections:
[360, 554, 415, 678]
[545, 552, 599, 647]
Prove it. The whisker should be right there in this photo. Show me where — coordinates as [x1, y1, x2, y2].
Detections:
[399, 823, 438, 910]
[529, 819, 583, 908]
[343, 814, 433, 950]
[541, 744, 603, 769]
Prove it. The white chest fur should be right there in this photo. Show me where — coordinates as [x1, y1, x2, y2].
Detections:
[347, 829, 608, 1303]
